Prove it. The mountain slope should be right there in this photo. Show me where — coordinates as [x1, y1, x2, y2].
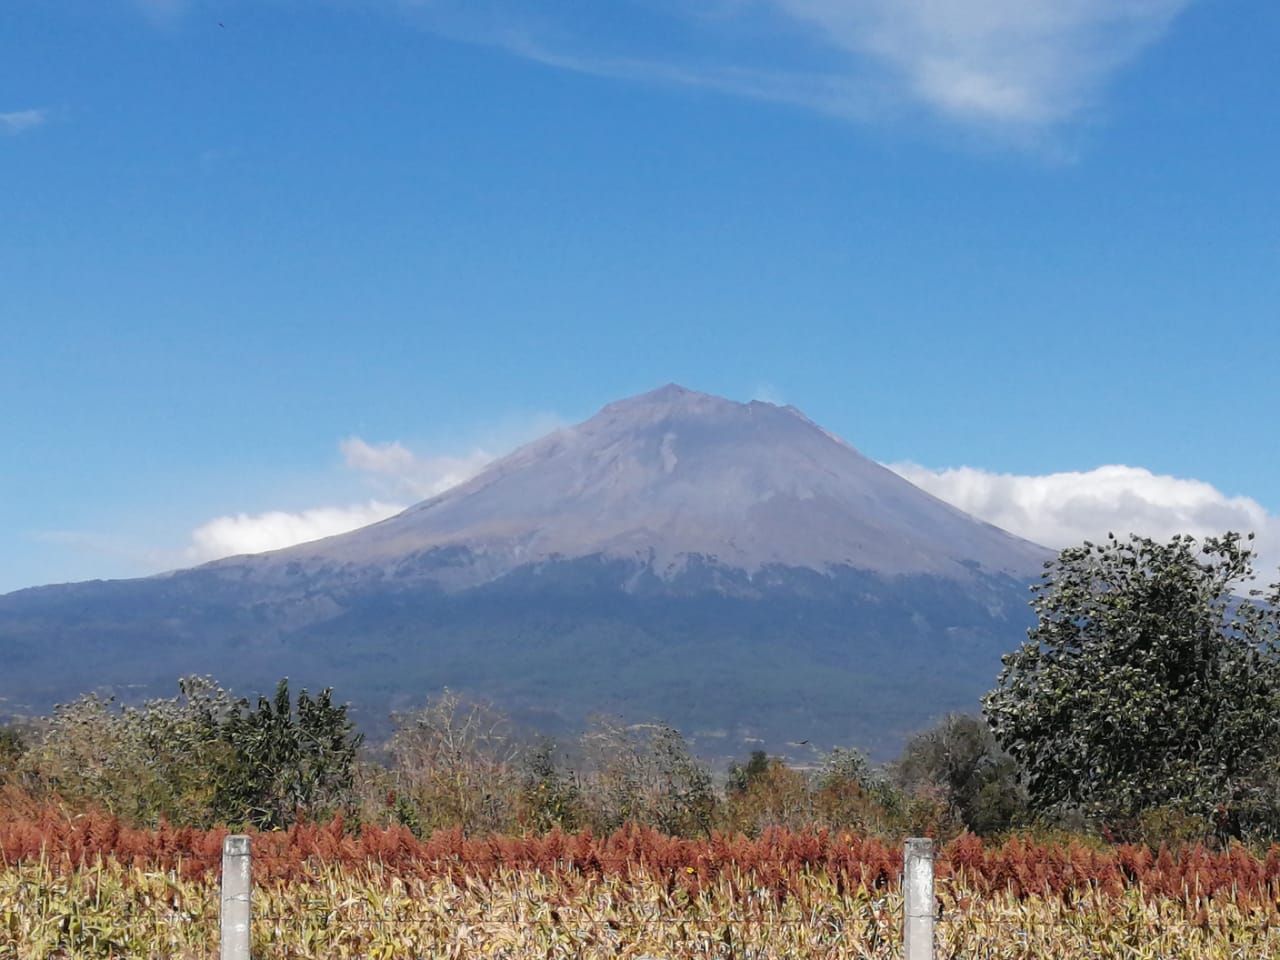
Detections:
[0, 386, 1051, 757]
[232, 383, 1046, 587]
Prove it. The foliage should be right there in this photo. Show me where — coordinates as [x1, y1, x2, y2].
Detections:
[518, 737, 583, 833]
[19, 677, 238, 826]
[811, 747, 906, 835]
[217, 678, 363, 830]
[716, 746, 951, 839]
[725, 749, 771, 795]
[984, 532, 1280, 837]
[383, 690, 522, 837]
[0, 723, 27, 775]
[578, 716, 715, 836]
[18, 676, 361, 831]
[894, 714, 1027, 836]
[722, 752, 812, 834]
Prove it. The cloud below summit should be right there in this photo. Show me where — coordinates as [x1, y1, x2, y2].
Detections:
[890, 462, 1280, 575]
[181, 434, 499, 562]
[182, 414, 564, 562]
[180, 428, 1280, 581]
[186, 501, 404, 562]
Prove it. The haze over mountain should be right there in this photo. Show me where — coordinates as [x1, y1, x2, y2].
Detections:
[0, 386, 1052, 757]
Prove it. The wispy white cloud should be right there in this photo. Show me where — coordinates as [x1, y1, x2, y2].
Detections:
[339, 437, 493, 500]
[484, 36, 880, 121]
[185, 500, 404, 562]
[132, 0, 186, 26]
[1, 109, 48, 135]
[390, 0, 1191, 136]
[890, 462, 1280, 576]
[774, 0, 1189, 127]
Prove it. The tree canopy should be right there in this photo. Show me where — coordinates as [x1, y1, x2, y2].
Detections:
[19, 676, 362, 830]
[894, 714, 1026, 836]
[983, 532, 1280, 837]
[219, 678, 363, 830]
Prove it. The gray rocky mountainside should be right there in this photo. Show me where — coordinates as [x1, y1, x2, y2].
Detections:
[0, 385, 1052, 758]
[260, 384, 1046, 585]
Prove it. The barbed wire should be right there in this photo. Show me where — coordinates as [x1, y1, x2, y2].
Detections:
[17, 904, 1280, 943]
[80, 910, 1280, 944]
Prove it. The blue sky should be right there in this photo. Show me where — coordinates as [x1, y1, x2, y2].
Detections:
[3, 0, 1278, 594]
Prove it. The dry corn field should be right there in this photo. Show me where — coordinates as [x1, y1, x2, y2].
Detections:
[4, 811, 1280, 958]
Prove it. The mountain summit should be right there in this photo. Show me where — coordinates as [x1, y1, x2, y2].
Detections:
[252, 383, 1045, 588]
[1, 385, 1051, 757]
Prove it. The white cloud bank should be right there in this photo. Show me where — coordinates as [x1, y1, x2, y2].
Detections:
[1, 109, 48, 135]
[399, 0, 1192, 136]
[171, 390, 1277, 577]
[890, 462, 1280, 574]
[186, 500, 405, 562]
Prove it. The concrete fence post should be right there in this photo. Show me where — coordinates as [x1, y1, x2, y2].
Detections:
[903, 837, 935, 960]
[220, 834, 252, 960]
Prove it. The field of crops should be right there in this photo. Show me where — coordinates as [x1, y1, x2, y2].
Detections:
[4, 810, 1280, 958]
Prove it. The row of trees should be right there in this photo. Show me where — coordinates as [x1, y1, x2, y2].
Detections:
[2, 677, 361, 830]
[1, 678, 1019, 839]
[3, 531, 1278, 845]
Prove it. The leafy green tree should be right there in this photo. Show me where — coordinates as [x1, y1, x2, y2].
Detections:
[983, 532, 1280, 837]
[894, 714, 1026, 835]
[217, 679, 363, 830]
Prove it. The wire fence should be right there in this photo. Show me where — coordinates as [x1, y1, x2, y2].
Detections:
[8, 837, 1280, 958]
[211, 837, 1280, 959]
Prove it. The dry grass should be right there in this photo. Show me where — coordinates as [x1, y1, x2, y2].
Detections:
[4, 808, 1280, 958]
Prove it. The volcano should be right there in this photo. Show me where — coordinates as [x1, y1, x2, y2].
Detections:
[0, 385, 1050, 757]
